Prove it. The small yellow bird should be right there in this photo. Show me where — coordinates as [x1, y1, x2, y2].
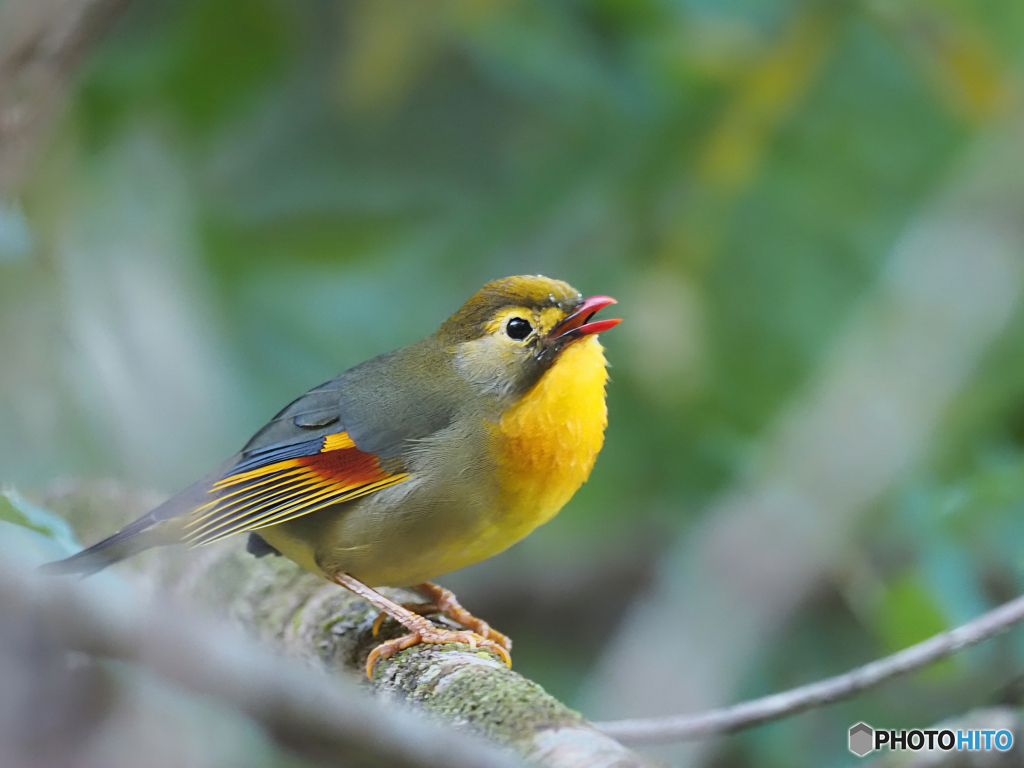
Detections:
[44, 275, 621, 675]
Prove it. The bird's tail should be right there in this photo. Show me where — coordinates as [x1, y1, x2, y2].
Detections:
[37, 514, 177, 576]
[38, 457, 238, 577]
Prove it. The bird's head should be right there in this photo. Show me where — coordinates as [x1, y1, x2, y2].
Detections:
[436, 275, 621, 404]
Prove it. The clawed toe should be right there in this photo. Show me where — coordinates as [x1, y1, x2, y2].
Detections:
[336, 575, 513, 679]
[365, 627, 512, 678]
[412, 582, 513, 652]
[479, 625, 512, 652]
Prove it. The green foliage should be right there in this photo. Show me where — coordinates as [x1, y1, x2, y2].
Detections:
[0, 488, 80, 554]
[875, 573, 953, 677]
[4, 0, 1024, 765]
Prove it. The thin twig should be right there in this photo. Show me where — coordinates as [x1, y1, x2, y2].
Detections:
[594, 593, 1024, 745]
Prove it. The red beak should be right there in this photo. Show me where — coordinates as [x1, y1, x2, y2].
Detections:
[551, 295, 622, 340]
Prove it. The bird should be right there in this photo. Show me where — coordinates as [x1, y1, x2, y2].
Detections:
[42, 275, 621, 676]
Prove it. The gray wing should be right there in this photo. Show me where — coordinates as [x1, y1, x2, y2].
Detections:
[243, 339, 468, 459]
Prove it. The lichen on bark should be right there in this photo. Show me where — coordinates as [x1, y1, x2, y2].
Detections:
[42, 481, 655, 768]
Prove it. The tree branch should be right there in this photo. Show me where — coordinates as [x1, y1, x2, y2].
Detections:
[38, 481, 654, 768]
[594, 592, 1024, 745]
[0, 554, 523, 768]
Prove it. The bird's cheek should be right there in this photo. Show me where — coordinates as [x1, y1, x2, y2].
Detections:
[454, 338, 514, 391]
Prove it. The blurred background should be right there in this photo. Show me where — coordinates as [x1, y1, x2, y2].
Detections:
[4, 0, 1024, 765]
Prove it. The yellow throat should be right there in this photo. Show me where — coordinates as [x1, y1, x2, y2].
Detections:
[494, 335, 609, 529]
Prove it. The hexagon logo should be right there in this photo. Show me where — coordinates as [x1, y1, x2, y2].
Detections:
[849, 722, 874, 757]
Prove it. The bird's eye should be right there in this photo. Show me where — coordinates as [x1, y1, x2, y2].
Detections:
[506, 317, 533, 341]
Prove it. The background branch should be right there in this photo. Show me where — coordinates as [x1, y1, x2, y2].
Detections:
[0, 0, 134, 199]
[32, 481, 654, 768]
[585, 107, 1024, 767]
[595, 592, 1024, 745]
[0, 550, 522, 768]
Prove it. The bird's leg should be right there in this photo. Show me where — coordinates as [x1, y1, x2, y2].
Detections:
[412, 582, 512, 652]
[368, 585, 512, 651]
[331, 573, 512, 678]
[370, 602, 435, 636]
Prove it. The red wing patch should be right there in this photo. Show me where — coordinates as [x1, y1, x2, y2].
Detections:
[183, 432, 408, 546]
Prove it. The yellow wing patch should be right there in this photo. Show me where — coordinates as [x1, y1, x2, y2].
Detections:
[184, 431, 407, 546]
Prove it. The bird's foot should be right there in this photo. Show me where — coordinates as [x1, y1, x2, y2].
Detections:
[327, 573, 513, 679]
[369, 583, 512, 652]
[371, 603, 435, 636]
[365, 623, 512, 678]
[414, 582, 513, 651]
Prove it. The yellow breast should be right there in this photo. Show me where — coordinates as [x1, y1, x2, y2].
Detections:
[492, 336, 610, 532]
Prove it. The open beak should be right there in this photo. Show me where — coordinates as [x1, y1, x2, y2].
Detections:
[550, 295, 622, 340]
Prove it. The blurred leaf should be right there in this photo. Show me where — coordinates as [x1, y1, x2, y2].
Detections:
[0, 489, 80, 572]
[79, 0, 298, 140]
[0, 488, 80, 553]
[875, 571, 954, 678]
[0, 494, 49, 537]
[336, 0, 442, 114]
[697, 4, 844, 192]
[163, 0, 297, 131]
[867, 1, 1014, 123]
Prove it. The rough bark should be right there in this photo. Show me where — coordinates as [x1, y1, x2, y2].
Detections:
[41, 480, 654, 768]
[0, 557, 523, 768]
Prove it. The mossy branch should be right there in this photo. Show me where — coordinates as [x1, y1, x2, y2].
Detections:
[42, 480, 654, 768]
